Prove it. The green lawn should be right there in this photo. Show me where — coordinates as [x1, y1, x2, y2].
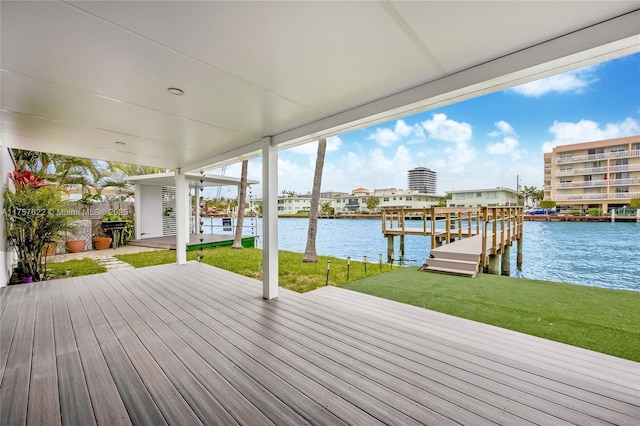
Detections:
[116, 247, 397, 293]
[46, 258, 106, 279]
[342, 268, 640, 362]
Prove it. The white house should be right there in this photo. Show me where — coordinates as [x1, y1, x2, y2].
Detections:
[333, 188, 443, 214]
[446, 188, 521, 207]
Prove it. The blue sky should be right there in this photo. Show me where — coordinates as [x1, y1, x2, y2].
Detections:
[214, 52, 640, 199]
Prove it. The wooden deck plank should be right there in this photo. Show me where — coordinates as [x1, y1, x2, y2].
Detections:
[64, 278, 132, 426]
[99, 273, 242, 426]
[189, 266, 628, 422]
[123, 268, 347, 425]
[195, 270, 598, 425]
[27, 283, 61, 426]
[299, 288, 640, 423]
[311, 286, 639, 383]
[168, 273, 502, 425]
[123, 269, 313, 426]
[0, 283, 36, 426]
[105, 269, 275, 425]
[1, 263, 637, 425]
[85, 277, 204, 426]
[79, 278, 168, 426]
[49, 280, 97, 426]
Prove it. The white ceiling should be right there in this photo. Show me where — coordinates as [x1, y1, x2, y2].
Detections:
[1, 1, 638, 172]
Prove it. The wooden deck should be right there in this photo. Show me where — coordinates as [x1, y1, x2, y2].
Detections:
[1, 262, 638, 425]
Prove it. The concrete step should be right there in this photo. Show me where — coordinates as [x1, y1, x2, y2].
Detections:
[430, 250, 479, 263]
[424, 265, 477, 278]
[426, 257, 479, 273]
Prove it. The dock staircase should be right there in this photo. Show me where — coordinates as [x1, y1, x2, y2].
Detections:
[423, 234, 483, 277]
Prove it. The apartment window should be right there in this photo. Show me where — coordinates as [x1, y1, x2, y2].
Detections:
[393, 197, 396, 200]
[361, 198, 367, 203]
[588, 148, 605, 155]
[584, 175, 592, 182]
[406, 196, 412, 201]
[476, 192, 482, 197]
[560, 166, 572, 171]
[278, 200, 284, 204]
[610, 145, 626, 153]
[383, 197, 389, 202]
[486, 192, 497, 199]
[589, 161, 602, 168]
[615, 158, 629, 166]
[614, 172, 629, 179]
[348, 198, 358, 205]
[560, 178, 572, 183]
[614, 186, 629, 193]
[560, 152, 572, 159]
[634, 143, 640, 150]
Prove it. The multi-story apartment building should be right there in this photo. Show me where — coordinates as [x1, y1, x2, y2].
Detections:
[333, 188, 442, 214]
[544, 136, 640, 212]
[407, 167, 437, 193]
[446, 188, 520, 207]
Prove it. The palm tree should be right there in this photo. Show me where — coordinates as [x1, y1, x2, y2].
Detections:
[303, 139, 327, 263]
[232, 160, 248, 249]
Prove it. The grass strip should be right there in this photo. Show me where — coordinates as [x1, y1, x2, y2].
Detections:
[116, 247, 397, 293]
[46, 258, 107, 279]
[341, 267, 640, 362]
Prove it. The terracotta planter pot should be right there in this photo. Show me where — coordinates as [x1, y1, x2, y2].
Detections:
[43, 241, 57, 256]
[66, 240, 85, 253]
[93, 237, 112, 250]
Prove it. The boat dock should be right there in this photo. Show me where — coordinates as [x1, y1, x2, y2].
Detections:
[129, 233, 256, 251]
[382, 207, 524, 277]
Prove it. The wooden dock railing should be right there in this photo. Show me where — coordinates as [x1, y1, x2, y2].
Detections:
[381, 207, 524, 271]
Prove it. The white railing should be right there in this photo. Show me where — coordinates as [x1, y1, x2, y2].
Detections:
[556, 192, 640, 201]
[556, 178, 640, 189]
[556, 164, 640, 176]
[557, 180, 607, 189]
[555, 149, 640, 164]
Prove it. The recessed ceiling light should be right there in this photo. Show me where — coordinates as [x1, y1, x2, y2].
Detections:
[114, 141, 126, 145]
[167, 87, 184, 95]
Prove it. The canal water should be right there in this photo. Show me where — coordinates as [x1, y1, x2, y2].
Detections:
[205, 217, 640, 292]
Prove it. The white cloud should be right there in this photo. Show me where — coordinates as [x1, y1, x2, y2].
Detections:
[486, 121, 523, 160]
[487, 136, 522, 160]
[488, 120, 514, 137]
[541, 117, 640, 152]
[368, 119, 425, 147]
[421, 113, 472, 144]
[510, 66, 598, 97]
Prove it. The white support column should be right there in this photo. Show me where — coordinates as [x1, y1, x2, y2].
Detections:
[262, 137, 278, 299]
[134, 183, 142, 239]
[175, 169, 188, 265]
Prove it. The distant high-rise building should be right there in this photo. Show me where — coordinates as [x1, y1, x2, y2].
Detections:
[407, 167, 437, 193]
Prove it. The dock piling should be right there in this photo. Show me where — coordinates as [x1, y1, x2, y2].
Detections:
[501, 245, 511, 276]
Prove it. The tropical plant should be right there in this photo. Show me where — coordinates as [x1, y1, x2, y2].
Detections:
[366, 196, 380, 213]
[232, 160, 248, 249]
[4, 170, 76, 281]
[539, 200, 556, 209]
[631, 198, 640, 208]
[303, 139, 327, 263]
[320, 201, 335, 215]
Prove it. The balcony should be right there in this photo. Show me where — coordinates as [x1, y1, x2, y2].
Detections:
[556, 164, 640, 176]
[555, 149, 640, 164]
[556, 192, 640, 201]
[609, 177, 640, 186]
[557, 180, 607, 189]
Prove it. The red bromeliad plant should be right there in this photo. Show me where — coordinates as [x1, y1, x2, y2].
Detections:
[9, 170, 48, 189]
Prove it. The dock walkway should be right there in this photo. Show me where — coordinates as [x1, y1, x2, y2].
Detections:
[382, 207, 523, 276]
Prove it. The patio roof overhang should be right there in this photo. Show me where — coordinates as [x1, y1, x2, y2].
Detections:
[0, 1, 638, 171]
[126, 171, 259, 189]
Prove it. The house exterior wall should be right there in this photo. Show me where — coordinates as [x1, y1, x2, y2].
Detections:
[137, 184, 164, 238]
[446, 188, 520, 207]
[544, 136, 640, 212]
[1, 146, 15, 286]
[333, 190, 442, 213]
